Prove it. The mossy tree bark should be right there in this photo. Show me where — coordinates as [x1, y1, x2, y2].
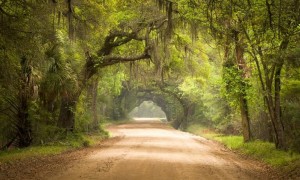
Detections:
[233, 30, 252, 142]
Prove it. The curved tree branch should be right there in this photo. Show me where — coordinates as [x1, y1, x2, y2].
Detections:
[97, 30, 145, 56]
[98, 50, 151, 68]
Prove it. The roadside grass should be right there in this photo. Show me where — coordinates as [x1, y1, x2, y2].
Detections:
[0, 131, 109, 163]
[0, 146, 68, 163]
[187, 123, 300, 167]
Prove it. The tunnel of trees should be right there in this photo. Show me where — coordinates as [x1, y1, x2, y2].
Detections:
[0, 0, 300, 152]
[128, 101, 166, 119]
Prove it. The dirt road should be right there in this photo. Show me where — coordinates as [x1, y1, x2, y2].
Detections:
[50, 119, 271, 180]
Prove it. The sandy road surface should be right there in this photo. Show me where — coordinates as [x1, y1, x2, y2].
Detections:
[49, 119, 271, 180]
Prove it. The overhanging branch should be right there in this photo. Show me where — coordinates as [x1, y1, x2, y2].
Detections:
[98, 51, 151, 68]
[97, 30, 145, 56]
[84, 16, 168, 82]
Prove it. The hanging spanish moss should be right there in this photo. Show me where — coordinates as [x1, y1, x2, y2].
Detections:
[190, 20, 198, 41]
[155, 0, 173, 40]
[67, 0, 74, 40]
[156, 0, 165, 10]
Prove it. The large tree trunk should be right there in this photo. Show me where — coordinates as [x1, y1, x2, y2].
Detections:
[241, 17, 289, 149]
[15, 56, 33, 148]
[274, 63, 285, 149]
[271, 39, 289, 149]
[55, 22, 152, 130]
[264, 39, 288, 149]
[67, 0, 74, 40]
[263, 72, 285, 149]
[265, 85, 282, 148]
[178, 101, 195, 130]
[57, 96, 78, 131]
[112, 88, 129, 120]
[234, 30, 252, 142]
[91, 80, 99, 130]
[17, 93, 32, 147]
[239, 92, 251, 142]
[262, 40, 288, 150]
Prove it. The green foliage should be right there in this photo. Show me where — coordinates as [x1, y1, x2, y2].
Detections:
[282, 78, 300, 152]
[179, 77, 203, 99]
[75, 92, 92, 132]
[221, 66, 246, 108]
[98, 67, 127, 96]
[187, 123, 300, 167]
[42, 30, 81, 95]
[0, 0, 299, 154]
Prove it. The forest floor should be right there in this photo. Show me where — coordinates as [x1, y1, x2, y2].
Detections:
[0, 119, 291, 180]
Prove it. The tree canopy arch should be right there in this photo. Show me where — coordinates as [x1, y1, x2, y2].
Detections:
[0, 0, 300, 152]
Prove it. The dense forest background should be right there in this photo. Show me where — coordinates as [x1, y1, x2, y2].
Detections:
[0, 0, 299, 152]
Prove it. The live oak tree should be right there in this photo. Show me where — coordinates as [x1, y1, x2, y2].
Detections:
[1, 0, 300, 152]
[0, 0, 168, 145]
[56, 9, 171, 130]
[233, 0, 300, 149]
[154, 0, 300, 149]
